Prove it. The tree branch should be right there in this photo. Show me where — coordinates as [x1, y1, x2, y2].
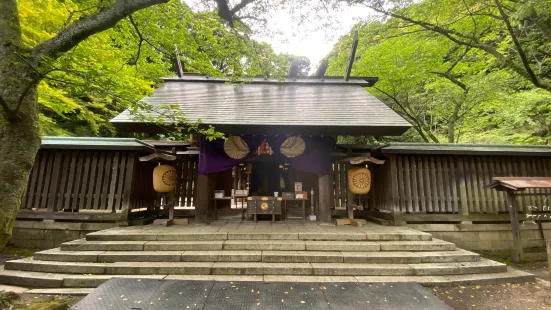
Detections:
[374, 86, 439, 143]
[431, 71, 468, 91]
[494, 0, 540, 86]
[32, 0, 169, 61]
[364, 3, 551, 93]
[231, 0, 255, 14]
[128, 15, 144, 66]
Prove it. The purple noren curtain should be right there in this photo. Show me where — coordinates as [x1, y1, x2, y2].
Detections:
[198, 136, 334, 175]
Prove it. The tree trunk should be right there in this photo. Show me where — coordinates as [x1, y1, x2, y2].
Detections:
[447, 102, 462, 143]
[0, 92, 41, 250]
[0, 0, 42, 250]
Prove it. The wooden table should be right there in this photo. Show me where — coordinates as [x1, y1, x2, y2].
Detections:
[246, 197, 282, 222]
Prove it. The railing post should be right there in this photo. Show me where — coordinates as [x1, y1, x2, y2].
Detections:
[120, 153, 136, 225]
[507, 191, 523, 262]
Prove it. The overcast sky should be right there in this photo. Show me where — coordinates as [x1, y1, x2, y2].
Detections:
[185, 1, 374, 71]
[259, 4, 373, 68]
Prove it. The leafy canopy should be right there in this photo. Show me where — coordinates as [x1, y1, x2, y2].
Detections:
[19, 0, 292, 139]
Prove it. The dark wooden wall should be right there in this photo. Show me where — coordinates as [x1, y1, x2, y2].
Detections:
[128, 160, 156, 211]
[23, 149, 137, 213]
[21, 149, 200, 222]
[24, 148, 551, 222]
[375, 154, 551, 215]
[174, 158, 198, 208]
[332, 162, 374, 211]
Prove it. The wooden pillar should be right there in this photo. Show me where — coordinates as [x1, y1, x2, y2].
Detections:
[506, 191, 523, 262]
[195, 174, 210, 223]
[318, 174, 331, 223]
[209, 172, 218, 217]
[346, 164, 355, 220]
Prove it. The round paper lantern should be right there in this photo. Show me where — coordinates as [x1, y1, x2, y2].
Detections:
[153, 164, 177, 193]
[280, 136, 305, 158]
[224, 136, 249, 159]
[348, 167, 371, 195]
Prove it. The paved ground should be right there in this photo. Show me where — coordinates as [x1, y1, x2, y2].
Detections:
[93, 219, 428, 235]
[71, 278, 450, 310]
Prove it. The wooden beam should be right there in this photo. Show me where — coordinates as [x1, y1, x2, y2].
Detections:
[506, 191, 524, 262]
[139, 152, 176, 162]
[315, 60, 329, 77]
[318, 174, 332, 223]
[346, 164, 354, 220]
[344, 31, 359, 81]
[195, 174, 210, 223]
[17, 210, 123, 221]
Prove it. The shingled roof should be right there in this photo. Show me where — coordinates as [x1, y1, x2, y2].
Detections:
[110, 75, 411, 136]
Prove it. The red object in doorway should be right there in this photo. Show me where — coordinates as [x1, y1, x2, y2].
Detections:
[257, 138, 273, 155]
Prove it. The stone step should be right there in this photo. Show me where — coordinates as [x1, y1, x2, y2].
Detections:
[0, 266, 64, 288]
[223, 240, 307, 251]
[180, 251, 262, 262]
[211, 262, 312, 275]
[59, 239, 455, 252]
[0, 267, 534, 288]
[310, 259, 506, 276]
[34, 248, 104, 262]
[63, 275, 264, 288]
[264, 267, 535, 286]
[377, 240, 456, 252]
[4, 257, 505, 277]
[61, 240, 147, 251]
[261, 251, 344, 263]
[33, 248, 480, 264]
[85, 230, 432, 242]
[340, 250, 480, 264]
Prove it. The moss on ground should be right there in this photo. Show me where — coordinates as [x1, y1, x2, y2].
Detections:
[15, 299, 70, 310]
[475, 250, 513, 264]
[2, 246, 35, 257]
[0, 291, 21, 308]
[0, 292, 81, 310]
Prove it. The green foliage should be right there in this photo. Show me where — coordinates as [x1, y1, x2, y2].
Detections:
[327, 0, 551, 144]
[0, 292, 20, 309]
[19, 0, 291, 139]
[130, 102, 225, 141]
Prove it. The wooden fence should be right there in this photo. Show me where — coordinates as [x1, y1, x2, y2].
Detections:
[174, 159, 198, 208]
[22, 147, 551, 222]
[23, 149, 136, 215]
[20, 146, 202, 222]
[332, 163, 347, 209]
[378, 154, 551, 215]
[331, 162, 374, 211]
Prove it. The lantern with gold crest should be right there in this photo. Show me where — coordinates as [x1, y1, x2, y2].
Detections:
[153, 164, 177, 193]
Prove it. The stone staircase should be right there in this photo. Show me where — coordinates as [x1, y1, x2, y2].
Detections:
[0, 222, 535, 289]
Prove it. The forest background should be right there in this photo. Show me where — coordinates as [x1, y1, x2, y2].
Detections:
[23, 0, 551, 145]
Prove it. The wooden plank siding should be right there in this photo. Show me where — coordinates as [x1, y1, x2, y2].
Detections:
[22, 149, 144, 214]
[374, 154, 551, 214]
[174, 158, 199, 208]
[332, 163, 348, 209]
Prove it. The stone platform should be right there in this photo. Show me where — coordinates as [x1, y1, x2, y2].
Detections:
[0, 220, 535, 288]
